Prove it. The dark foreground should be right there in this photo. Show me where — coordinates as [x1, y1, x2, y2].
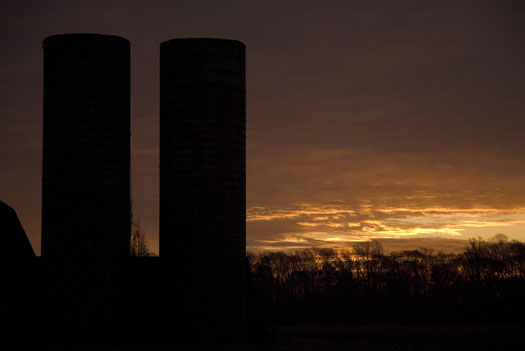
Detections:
[32, 325, 525, 351]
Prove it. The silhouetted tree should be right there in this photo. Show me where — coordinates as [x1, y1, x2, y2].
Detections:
[130, 218, 150, 257]
[248, 236, 525, 325]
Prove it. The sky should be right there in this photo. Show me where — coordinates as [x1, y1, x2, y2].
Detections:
[1, 0, 524, 255]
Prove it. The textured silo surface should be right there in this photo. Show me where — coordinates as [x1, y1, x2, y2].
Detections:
[42, 34, 130, 260]
[160, 38, 246, 333]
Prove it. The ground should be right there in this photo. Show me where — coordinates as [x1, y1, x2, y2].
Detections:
[36, 325, 523, 351]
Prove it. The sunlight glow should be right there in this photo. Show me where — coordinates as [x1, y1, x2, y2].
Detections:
[247, 204, 525, 251]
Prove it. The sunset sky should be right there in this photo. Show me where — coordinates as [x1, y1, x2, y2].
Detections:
[1, 0, 524, 255]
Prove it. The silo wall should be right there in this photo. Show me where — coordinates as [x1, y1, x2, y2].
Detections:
[42, 34, 130, 260]
[159, 38, 246, 335]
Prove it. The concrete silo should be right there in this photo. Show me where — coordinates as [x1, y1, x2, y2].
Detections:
[41, 34, 130, 260]
[160, 38, 246, 335]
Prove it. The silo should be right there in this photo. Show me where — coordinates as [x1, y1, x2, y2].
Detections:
[41, 34, 130, 260]
[160, 38, 246, 335]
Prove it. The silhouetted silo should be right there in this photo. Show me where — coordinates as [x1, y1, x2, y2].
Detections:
[160, 38, 246, 335]
[42, 34, 130, 260]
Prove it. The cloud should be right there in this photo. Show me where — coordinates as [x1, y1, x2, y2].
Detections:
[2, 1, 524, 254]
[247, 204, 525, 251]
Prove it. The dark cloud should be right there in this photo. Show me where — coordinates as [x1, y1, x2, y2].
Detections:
[1, 1, 524, 254]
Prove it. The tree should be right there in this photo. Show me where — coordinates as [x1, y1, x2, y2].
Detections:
[130, 217, 150, 257]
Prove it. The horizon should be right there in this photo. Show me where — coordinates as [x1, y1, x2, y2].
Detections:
[1, 1, 524, 255]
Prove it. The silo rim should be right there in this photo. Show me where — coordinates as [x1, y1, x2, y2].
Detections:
[160, 37, 245, 48]
[43, 33, 130, 47]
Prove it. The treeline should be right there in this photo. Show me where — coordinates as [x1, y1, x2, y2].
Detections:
[247, 235, 525, 325]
